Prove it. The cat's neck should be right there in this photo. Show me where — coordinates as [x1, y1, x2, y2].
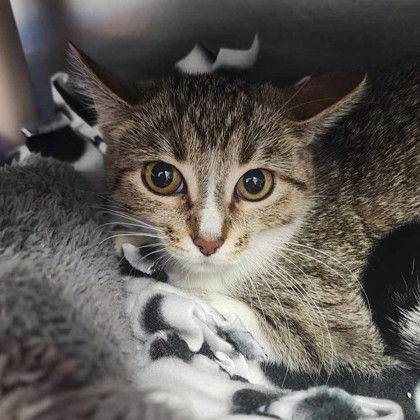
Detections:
[168, 260, 251, 297]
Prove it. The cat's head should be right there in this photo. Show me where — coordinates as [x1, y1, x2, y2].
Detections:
[70, 45, 366, 288]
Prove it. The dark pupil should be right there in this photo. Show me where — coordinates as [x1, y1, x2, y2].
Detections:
[151, 162, 174, 188]
[243, 169, 265, 194]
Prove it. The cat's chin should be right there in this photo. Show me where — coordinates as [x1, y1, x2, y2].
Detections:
[169, 254, 237, 276]
[166, 255, 240, 292]
[187, 259, 233, 273]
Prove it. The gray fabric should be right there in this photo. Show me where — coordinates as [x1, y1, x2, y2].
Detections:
[0, 156, 188, 419]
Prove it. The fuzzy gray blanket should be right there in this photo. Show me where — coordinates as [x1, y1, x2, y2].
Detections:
[0, 156, 189, 419]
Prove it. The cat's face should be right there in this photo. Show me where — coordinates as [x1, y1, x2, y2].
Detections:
[70, 45, 365, 286]
[107, 77, 314, 279]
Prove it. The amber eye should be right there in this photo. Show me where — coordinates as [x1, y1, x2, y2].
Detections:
[143, 161, 185, 195]
[236, 169, 274, 201]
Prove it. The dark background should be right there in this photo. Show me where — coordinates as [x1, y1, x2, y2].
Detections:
[10, 0, 420, 119]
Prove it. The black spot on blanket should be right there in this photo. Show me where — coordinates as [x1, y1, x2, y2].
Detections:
[143, 295, 170, 333]
[231, 375, 248, 382]
[149, 333, 194, 362]
[231, 389, 279, 416]
[264, 363, 419, 420]
[363, 223, 420, 367]
[92, 135, 103, 146]
[294, 389, 361, 420]
[150, 262, 168, 283]
[119, 256, 148, 277]
[197, 341, 216, 360]
[26, 127, 86, 163]
[118, 245, 169, 282]
[149, 331, 220, 363]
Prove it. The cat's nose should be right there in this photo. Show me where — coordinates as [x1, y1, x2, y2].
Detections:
[192, 236, 224, 256]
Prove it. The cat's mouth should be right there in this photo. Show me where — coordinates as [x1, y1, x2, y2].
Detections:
[137, 240, 235, 274]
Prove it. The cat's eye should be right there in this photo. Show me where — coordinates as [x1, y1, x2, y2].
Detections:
[236, 169, 274, 201]
[143, 161, 185, 195]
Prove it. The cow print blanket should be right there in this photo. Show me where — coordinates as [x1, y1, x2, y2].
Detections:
[4, 39, 419, 419]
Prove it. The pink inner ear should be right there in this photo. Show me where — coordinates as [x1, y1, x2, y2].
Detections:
[288, 71, 366, 122]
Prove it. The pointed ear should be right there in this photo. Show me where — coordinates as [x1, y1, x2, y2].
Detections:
[285, 70, 367, 143]
[67, 42, 136, 118]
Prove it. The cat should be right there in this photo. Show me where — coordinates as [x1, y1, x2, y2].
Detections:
[70, 44, 420, 375]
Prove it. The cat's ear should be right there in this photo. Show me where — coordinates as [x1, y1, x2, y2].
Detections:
[67, 42, 136, 117]
[285, 70, 367, 143]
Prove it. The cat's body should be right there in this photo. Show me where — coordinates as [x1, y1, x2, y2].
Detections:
[173, 64, 420, 374]
[71, 46, 419, 375]
[244, 64, 420, 373]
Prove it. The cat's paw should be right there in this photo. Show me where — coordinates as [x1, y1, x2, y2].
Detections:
[126, 277, 233, 354]
[125, 275, 266, 380]
[218, 315, 267, 362]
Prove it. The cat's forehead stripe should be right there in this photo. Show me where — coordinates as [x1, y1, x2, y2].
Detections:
[199, 173, 223, 240]
[170, 129, 187, 161]
[239, 138, 258, 164]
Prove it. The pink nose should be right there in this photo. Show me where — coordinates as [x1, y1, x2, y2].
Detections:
[192, 236, 224, 256]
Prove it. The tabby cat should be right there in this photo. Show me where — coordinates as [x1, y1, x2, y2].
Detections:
[70, 45, 419, 375]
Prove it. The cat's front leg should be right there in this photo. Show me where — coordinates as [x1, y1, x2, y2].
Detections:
[203, 292, 275, 361]
[125, 276, 230, 353]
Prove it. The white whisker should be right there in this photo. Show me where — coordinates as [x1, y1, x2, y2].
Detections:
[262, 250, 335, 381]
[243, 252, 293, 383]
[287, 241, 372, 316]
[97, 207, 161, 231]
[97, 233, 162, 247]
[98, 221, 162, 232]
